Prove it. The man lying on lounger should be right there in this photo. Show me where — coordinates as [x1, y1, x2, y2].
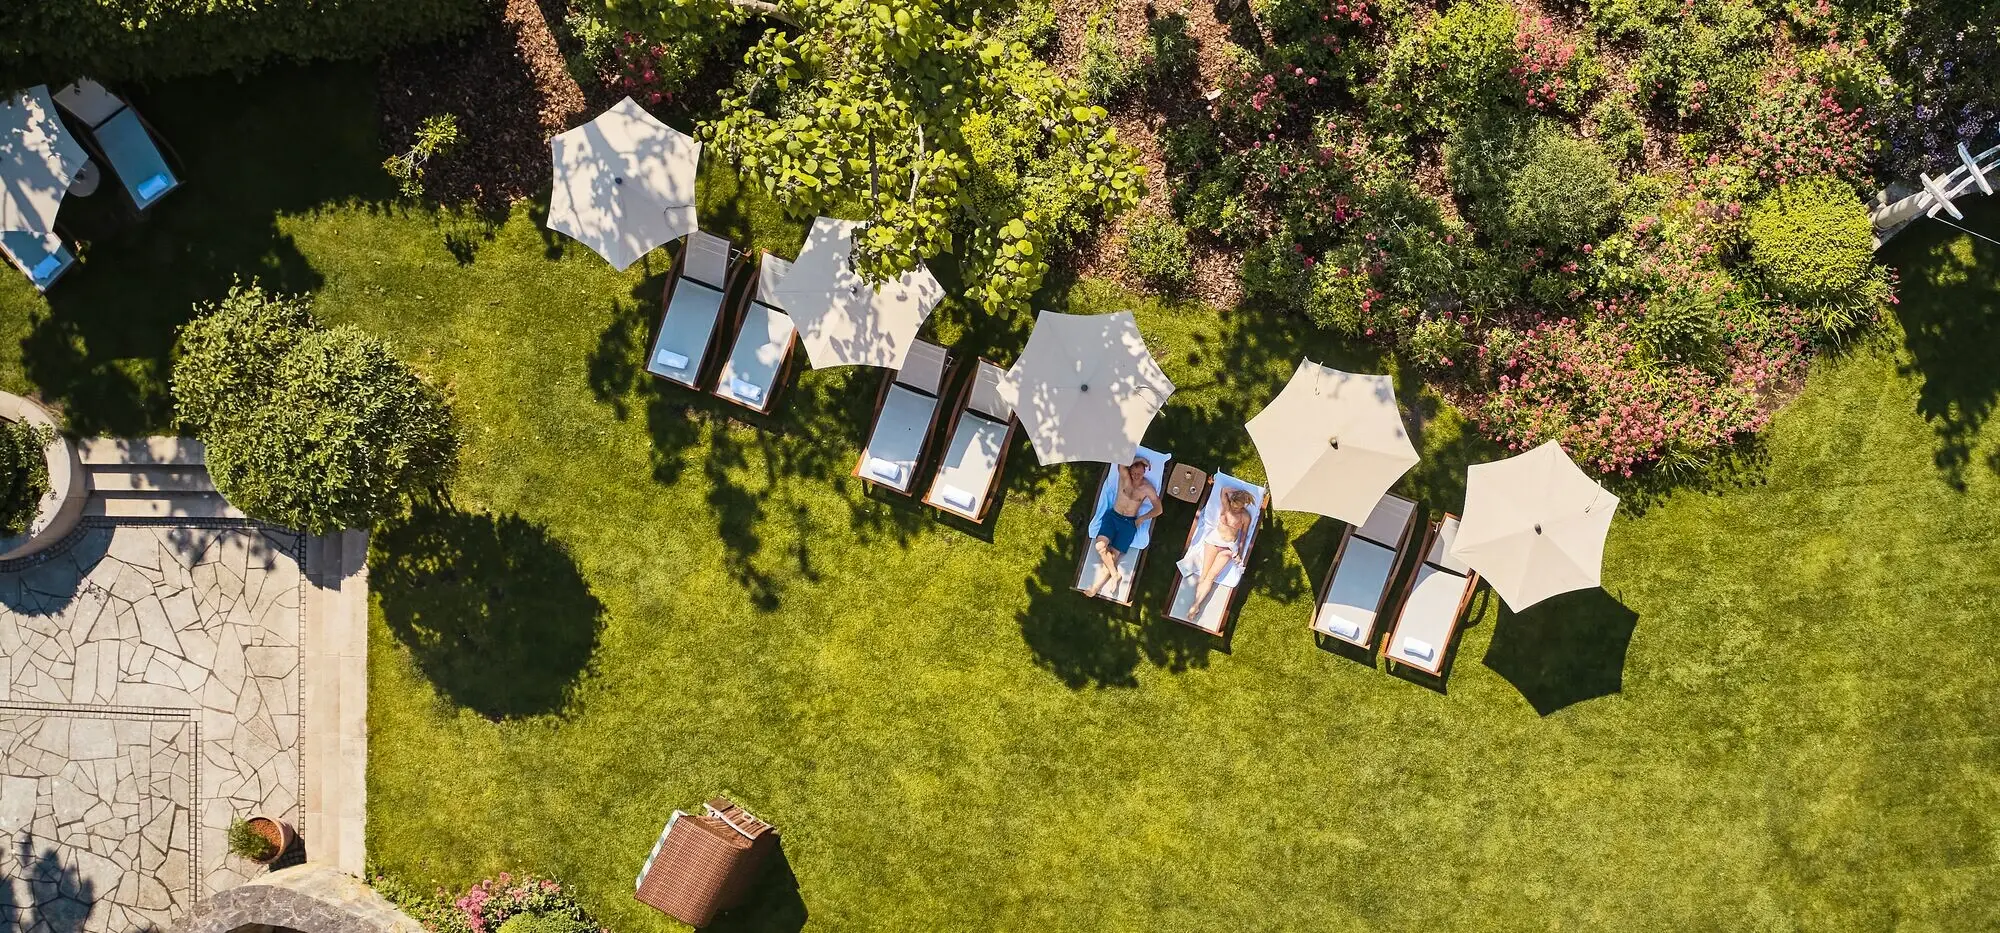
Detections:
[1082, 457, 1163, 599]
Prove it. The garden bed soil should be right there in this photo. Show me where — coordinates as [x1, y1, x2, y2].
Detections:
[379, 0, 587, 212]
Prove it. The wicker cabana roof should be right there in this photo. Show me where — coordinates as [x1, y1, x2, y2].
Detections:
[634, 798, 777, 928]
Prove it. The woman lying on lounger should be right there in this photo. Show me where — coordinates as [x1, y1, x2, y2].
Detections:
[1191, 488, 1255, 615]
[1082, 457, 1162, 599]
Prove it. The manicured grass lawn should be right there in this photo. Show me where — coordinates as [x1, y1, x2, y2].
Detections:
[3, 63, 1997, 932]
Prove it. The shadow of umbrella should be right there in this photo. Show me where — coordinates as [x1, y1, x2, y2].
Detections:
[1481, 587, 1639, 716]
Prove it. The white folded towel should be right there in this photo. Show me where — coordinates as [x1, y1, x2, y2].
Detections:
[1400, 637, 1436, 661]
[653, 347, 690, 371]
[939, 484, 977, 512]
[136, 172, 171, 201]
[864, 457, 905, 484]
[1326, 618, 1363, 641]
[731, 378, 765, 403]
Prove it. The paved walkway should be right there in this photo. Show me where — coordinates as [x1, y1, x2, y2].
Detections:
[0, 520, 317, 933]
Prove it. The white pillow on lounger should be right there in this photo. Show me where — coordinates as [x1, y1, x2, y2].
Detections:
[1400, 637, 1435, 661]
[654, 347, 690, 371]
[1326, 618, 1363, 641]
[864, 457, 905, 484]
[939, 484, 977, 512]
[731, 378, 765, 402]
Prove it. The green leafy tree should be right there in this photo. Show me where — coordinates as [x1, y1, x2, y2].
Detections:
[174, 283, 459, 534]
[601, 0, 1144, 315]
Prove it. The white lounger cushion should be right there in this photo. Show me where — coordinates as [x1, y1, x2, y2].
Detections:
[648, 279, 725, 385]
[1168, 473, 1266, 629]
[860, 384, 937, 491]
[1354, 493, 1417, 548]
[716, 301, 794, 407]
[1392, 564, 1473, 670]
[1316, 536, 1396, 644]
[1074, 446, 1171, 603]
[1427, 516, 1472, 574]
[929, 410, 1008, 517]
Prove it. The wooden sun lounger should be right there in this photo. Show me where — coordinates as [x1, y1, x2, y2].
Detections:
[854, 339, 953, 495]
[1163, 473, 1267, 635]
[1071, 446, 1171, 606]
[1, 230, 76, 293]
[1309, 492, 1419, 648]
[922, 359, 1017, 523]
[648, 231, 747, 390]
[1380, 513, 1481, 677]
[54, 79, 183, 212]
[711, 251, 800, 415]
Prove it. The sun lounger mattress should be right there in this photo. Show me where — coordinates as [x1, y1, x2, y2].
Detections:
[1075, 446, 1170, 602]
[717, 301, 794, 407]
[97, 108, 177, 209]
[1318, 536, 1396, 643]
[862, 384, 938, 491]
[1390, 564, 1472, 671]
[930, 411, 1007, 517]
[649, 279, 725, 386]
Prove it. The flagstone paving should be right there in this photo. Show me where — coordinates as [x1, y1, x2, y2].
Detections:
[0, 522, 304, 933]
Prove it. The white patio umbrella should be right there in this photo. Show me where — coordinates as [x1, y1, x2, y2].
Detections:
[762, 216, 944, 370]
[1450, 440, 1619, 611]
[0, 85, 85, 240]
[1246, 359, 1419, 524]
[546, 97, 699, 271]
[1002, 310, 1174, 465]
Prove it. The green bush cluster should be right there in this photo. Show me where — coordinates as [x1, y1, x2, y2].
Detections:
[0, 0, 483, 86]
[1745, 175, 1882, 307]
[173, 282, 459, 534]
[0, 421, 51, 540]
[1504, 129, 1621, 246]
[1374, 0, 1520, 133]
[1124, 213, 1196, 295]
[1594, 0, 1770, 128]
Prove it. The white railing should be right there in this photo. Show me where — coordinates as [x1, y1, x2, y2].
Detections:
[1870, 141, 2000, 246]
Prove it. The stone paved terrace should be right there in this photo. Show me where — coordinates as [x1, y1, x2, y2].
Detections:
[0, 521, 305, 933]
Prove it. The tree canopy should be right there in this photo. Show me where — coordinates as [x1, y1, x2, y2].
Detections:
[174, 283, 460, 534]
[602, 0, 1144, 314]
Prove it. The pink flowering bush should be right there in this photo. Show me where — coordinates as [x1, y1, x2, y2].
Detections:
[1736, 67, 1876, 190]
[1511, 11, 1599, 114]
[1469, 313, 1802, 475]
[611, 32, 697, 108]
[369, 871, 604, 933]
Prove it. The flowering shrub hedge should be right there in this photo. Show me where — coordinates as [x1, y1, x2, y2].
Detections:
[370, 871, 603, 933]
[1165, 0, 1916, 475]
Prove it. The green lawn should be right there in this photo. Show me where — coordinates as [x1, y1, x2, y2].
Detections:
[3, 63, 1997, 932]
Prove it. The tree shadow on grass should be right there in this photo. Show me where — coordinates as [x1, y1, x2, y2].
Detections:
[24, 62, 397, 435]
[1881, 208, 2000, 489]
[371, 498, 604, 719]
[1481, 587, 1639, 715]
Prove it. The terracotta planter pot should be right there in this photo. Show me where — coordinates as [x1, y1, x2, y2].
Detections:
[246, 816, 296, 864]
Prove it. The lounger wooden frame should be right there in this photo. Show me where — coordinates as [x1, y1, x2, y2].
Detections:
[1069, 455, 1169, 608]
[1379, 513, 1482, 677]
[1162, 478, 1269, 636]
[1308, 493, 1419, 648]
[920, 358, 1017, 524]
[710, 249, 801, 416]
[649, 233, 752, 392]
[852, 340, 955, 496]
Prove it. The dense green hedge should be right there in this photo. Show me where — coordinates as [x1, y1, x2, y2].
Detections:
[0, 0, 488, 87]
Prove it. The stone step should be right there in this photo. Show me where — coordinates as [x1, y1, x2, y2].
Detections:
[77, 436, 206, 467]
[84, 493, 244, 520]
[86, 466, 216, 494]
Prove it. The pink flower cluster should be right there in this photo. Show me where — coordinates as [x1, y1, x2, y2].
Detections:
[1511, 11, 1578, 110]
[1471, 317, 1793, 475]
[614, 32, 677, 107]
[447, 874, 583, 933]
[1737, 67, 1875, 188]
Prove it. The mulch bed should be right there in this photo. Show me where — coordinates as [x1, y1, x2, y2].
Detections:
[379, 0, 588, 213]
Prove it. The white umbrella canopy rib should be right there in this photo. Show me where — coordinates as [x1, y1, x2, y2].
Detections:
[1246, 359, 1418, 524]
[0, 86, 85, 239]
[766, 216, 945, 370]
[546, 97, 700, 271]
[1003, 309, 1175, 465]
[1449, 440, 1619, 611]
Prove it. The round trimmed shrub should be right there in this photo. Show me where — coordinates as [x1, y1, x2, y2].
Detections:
[1124, 213, 1196, 295]
[0, 420, 51, 538]
[1745, 176, 1876, 303]
[1504, 129, 1621, 246]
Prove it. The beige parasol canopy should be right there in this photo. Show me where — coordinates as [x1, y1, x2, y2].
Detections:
[546, 97, 699, 271]
[1246, 360, 1419, 524]
[761, 217, 944, 370]
[0, 86, 85, 240]
[1002, 310, 1174, 465]
[1450, 440, 1618, 611]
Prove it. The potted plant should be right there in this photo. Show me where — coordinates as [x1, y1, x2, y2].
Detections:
[227, 815, 295, 865]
